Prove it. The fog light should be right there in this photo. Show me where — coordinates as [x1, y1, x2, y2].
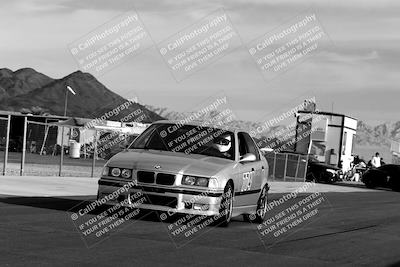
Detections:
[193, 204, 209, 211]
[195, 177, 209, 187]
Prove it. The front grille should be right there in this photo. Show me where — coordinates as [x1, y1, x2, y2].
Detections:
[156, 173, 176, 185]
[137, 171, 155, 183]
[143, 194, 177, 208]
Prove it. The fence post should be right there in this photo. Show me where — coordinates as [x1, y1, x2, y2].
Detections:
[20, 116, 28, 176]
[91, 130, 97, 178]
[3, 115, 11, 176]
[304, 155, 309, 182]
[283, 153, 288, 181]
[59, 126, 65, 176]
[294, 154, 300, 180]
[272, 153, 276, 180]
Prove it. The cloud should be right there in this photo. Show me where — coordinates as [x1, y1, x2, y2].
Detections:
[1, 0, 399, 123]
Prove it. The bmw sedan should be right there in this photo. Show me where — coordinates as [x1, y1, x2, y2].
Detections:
[97, 121, 270, 226]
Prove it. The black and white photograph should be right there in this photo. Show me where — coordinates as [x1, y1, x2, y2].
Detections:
[1, 0, 400, 266]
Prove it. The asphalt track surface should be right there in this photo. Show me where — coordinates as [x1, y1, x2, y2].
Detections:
[1, 187, 400, 266]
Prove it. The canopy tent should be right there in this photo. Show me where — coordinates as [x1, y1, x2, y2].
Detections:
[51, 117, 92, 127]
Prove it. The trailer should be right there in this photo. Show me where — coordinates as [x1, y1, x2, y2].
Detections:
[295, 110, 358, 173]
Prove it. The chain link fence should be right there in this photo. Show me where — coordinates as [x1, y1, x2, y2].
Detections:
[2, 115, 310, 181]
[0, 117, 145, 177]
[264, 152, 308, 182]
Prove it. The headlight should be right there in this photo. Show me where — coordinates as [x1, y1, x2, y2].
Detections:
[182, 176, 196, 186]
[182, 175, 209, 187]
[121, 169, 132, 179]
[326, 169, 337, 175]
[195, 177, 209, 187]
[111, 168, 121, 177]
[102, 166, 109, 176]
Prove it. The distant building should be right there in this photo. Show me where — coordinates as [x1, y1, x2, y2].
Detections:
[0, 110, 149, 157]
[295, 110, 358, 172]
[391, 140, 400, 164]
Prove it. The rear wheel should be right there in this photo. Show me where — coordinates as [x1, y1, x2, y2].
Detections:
[364, 179, 376, 189]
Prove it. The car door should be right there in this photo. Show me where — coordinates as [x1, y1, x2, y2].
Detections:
[235, 132, 264, 206]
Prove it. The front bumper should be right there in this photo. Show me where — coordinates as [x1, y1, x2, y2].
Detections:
[97, 179, 224, 216]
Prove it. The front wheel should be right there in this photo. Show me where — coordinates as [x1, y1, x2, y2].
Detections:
[215, 182, 234, 227]
[364, 179, 376, 189]
[244, 184, 269, 223]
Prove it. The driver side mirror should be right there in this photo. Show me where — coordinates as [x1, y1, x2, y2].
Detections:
[239, 153, 256, 163]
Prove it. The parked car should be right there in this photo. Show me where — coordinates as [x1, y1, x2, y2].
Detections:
[97, 121, 270, 226]
[306, 156, 341, 183]
[277, 151, 341, 183]
[362, 164, 400, 191]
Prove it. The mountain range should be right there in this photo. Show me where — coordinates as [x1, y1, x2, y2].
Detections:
[1, 67, 398, 159]
[0, 68, 163, 123]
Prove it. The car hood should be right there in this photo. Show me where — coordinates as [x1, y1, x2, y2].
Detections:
[106, 149, 234, 177]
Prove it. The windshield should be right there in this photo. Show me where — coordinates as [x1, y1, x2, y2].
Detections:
[129, 123, 235, 160]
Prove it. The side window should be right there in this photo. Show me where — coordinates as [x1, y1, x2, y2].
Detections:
[243, 133, 260, 161]
[238, 133, 248, 157]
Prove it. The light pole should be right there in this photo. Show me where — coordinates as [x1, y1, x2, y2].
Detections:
[59, 86, 76, 176]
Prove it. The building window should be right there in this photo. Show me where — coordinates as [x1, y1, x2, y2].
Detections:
[342, 132, 347, 155]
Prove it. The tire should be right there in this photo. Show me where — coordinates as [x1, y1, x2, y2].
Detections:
[391, 181, 400, 192]
[326, 173, 336, 184]
[306, 173, 316, 182]
[216, 182, 234, 227]
[243, 184, 269, 223]
[364, 179, 376, 189]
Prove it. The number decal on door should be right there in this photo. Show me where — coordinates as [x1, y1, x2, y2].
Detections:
[241, 171, 254, 191]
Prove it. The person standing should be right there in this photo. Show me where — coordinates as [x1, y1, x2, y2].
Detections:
[371, 152, 381, 168]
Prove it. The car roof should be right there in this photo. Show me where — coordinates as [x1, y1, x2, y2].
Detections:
[152, 120, 244, 133]
[379, 164, 400, 169]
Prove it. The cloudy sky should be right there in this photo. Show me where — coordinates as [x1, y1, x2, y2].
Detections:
[1, 0, 399, 125]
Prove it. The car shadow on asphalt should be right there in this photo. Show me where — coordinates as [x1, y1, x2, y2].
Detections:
[335, 181, 395, 192]
[0, 195, 165, 223]
[0, 195, 249, 225]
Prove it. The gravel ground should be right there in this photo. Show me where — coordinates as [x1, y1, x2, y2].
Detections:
[4, 163, 102, 177]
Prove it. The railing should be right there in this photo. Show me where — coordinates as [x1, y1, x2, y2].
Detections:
[0, 118, 138, 177]
[264, 152, 308, 182]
